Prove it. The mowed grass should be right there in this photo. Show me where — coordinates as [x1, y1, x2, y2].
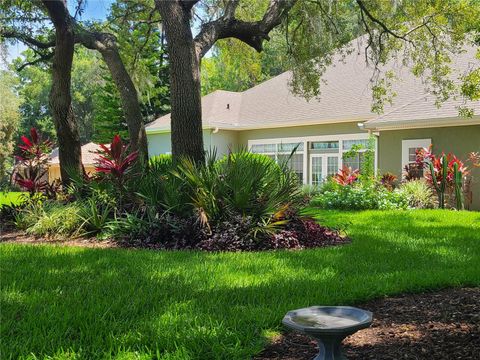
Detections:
[0, 192, 26, 208]
[1, 210, 479, 359]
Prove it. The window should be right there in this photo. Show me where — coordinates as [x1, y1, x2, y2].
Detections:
[278, 142, 304, 152]
[278, 154, 304, 183]
[342, 139, 369, 150]
[251, 143, 276, 154]
[311, 141, 339, 150]
[250, 141, 304, 184]
[343, 152, 365, 171]
[327, 156, 339, 177]
[401, 139, 431, 177]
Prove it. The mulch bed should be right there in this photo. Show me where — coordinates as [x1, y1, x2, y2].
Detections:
[256, 287, 480, 360]
[0, 230, 118, 248]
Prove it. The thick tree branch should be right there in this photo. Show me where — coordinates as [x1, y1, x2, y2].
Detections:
[0, 29, 55, 48]
[16, 51, 54, 71]
[194, 0, 297, 59]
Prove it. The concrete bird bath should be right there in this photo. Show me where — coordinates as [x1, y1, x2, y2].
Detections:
[282, 306, 373, 360]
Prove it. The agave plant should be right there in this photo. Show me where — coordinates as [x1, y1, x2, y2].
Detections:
[333, 166, 359, 186]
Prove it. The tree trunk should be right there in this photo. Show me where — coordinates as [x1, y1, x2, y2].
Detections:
[76, 31, 149, 162]
[155, 1, 205, 163]
[42, 0, 82, 185]
[96, 36, 149, 162]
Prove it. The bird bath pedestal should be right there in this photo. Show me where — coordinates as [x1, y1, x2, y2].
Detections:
[282, 306, 373, 360]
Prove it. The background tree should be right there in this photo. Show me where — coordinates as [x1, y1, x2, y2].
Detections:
[42, 0, 83, 184]
[0, 70, 21, 183]
[155, 0, 297, 163]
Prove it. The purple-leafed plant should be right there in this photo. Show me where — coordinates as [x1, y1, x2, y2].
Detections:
[403, 163, 423, 181]
[14, 128, 53, 195]
[380, 172, 398, 191]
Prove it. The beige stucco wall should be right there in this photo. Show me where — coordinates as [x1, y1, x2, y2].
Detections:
[236, 122, 364, 145]
[147, 130, 239, 158]
[48, 165, 96, 183]
[378, 124, 480, 210]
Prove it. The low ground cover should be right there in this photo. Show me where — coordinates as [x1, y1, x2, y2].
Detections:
[0, 192, 25, 208]
[1, 210, 479, 359]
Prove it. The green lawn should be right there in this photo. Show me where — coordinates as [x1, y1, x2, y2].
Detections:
[0, 192, 26, 208]
[1, 210, 479, 359]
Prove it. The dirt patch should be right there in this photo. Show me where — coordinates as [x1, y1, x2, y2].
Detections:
[0, 230, 118, 249]
[256, 287, 480, 360]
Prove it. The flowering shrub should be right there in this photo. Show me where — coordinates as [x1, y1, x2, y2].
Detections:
[312, 180, 409, 210]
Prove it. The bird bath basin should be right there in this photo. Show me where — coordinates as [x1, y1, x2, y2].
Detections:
[282, 306, 372, 360]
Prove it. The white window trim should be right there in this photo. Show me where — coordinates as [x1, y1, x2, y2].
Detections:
[248, 133, 371, 185]
[401, 139, 431, 171]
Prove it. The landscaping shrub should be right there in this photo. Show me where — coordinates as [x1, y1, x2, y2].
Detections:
[398, 180, 436, 209]
[14, 197, 84, 237]
[312, 180, 409, 210]
[7, 133, 346, 252]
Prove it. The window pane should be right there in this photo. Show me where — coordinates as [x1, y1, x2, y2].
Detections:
[278, 154, 303, 184]
[278, 142, 304, 152]
[343, 153, 364, 171]
[327, 156, 339, 177]
[250, 143, 276, 153]
[311, 157, 323, 186]
[342, 139, 369, 150]
[311, 141, 339, 150]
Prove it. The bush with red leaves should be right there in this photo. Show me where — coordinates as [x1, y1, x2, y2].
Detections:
[14, 128, 53, 195]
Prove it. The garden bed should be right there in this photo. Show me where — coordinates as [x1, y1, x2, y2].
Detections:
[256, 287, 480, 360]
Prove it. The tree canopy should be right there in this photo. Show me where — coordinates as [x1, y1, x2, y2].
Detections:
[1, 0, 479, 169]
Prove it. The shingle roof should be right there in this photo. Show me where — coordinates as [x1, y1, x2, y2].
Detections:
[146, 40, 480, 132]
[48, 142, 101, 165]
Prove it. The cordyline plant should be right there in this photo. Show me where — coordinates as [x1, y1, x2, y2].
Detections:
[333, 166, 359, 186]
[94, 135, 139, 198]
[380, 172, 397, 191]
[416, 146, 469, 209]
[14, 128, 53, 195]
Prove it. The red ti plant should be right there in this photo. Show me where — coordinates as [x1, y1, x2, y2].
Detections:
[333, 166, 359, 186]
[416, 146, 469, 209]
[14, 128, 53, 195]
[94, 135, 139, 189]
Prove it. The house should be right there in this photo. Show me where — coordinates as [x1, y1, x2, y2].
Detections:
[146, 44, 480, 209]
[48, 142, 101, 182]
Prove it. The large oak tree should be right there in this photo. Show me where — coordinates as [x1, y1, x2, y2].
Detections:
[155, 0, 479, 163]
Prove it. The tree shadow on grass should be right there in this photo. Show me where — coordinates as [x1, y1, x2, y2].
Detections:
[1, 212, 479, 359]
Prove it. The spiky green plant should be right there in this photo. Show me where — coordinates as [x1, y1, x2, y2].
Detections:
[453, 162, 463, 210]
